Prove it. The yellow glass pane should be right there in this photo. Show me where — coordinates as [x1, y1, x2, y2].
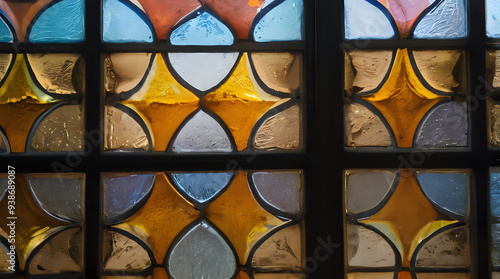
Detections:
[361, 170, 456, 267]
[205, 172, 287, 264]
[203, 53, 278, 151]
[114, 173, 199, 264]
[0, 174, 68, 270]
[122, 54, 199, 151]
[360, 49, 449, 148]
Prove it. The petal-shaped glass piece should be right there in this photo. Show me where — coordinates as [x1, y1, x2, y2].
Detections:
[103, 173, 156, 221]
[106, 53, 153, 94]
[170, 172, 233, 204]
[0, 0, 52, 42]
[104, 106, 150, 151]
[415, 102, 468, 148]
[250, 52, 300, 94]
[491, 173, 500, 218]
[251, 224, 302, 270]
[206, 172, 287, 265]
[171, 110, 232, 153]
[30, 104, 85, 152]
[347, 273, 395, 279]
[346, 225, 396, 267]
[252, 171, 302, 214]
[417, 273, 469, 279]
[416, 172, 468, 218]
[344, 0, 395, 39]
[0, 53, 13, 84]
[26, 53, 82, 95]
[254, 104, 300, 150]
[416, 226, 469, 267]
[493, 223, 500, 265]
[170, 11, 234, 45]
[345, 171, 396, 215]
[413, 0, 467, 39]
[168, 221, 237, 279]
[253, 0, 303, 42]
[488, 0, 500, 38]
[344, 103, 392, 147]
[28, 227, 82, 274]
[135, 0, 200, 40]
[103, 230, 152, 271]
[0, 128, 8, 153]
[412, 50, 461, 93]
[347, 50, 393, 94]
[26, 173, 84, 221]
[103, 0, 154, 43]
[28, 0, 84, 43]
[0, 16, 13, 43]
[167, 52, 239, 92]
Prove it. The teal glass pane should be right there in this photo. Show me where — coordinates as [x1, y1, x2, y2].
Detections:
[253, 0, 304, 42]
[103, 0, 154, 43]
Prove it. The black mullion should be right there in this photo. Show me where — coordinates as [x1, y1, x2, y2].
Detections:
[342, 39, 469, 50]
[84, 0, 102, 277]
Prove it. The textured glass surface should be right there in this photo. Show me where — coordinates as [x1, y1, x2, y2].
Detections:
[492, 172, 500, 217]
[170, 11, 234, 46]
[0, 54, 84, 152]
[104, 105, 150, 151]
[103, 171, 304, 277]
[413, 0, 467, 39]
[254, 105, 300, 150]
[28, 0, 84, 43]
[168, 52, 239, 92]
[0, 16, 13, 43]
[168, 221, 237, 278]
[347, 273, 395, 279]
[0, 129, 7, 152]
[344, 0, 396, 39]
[0, 173, 84, 274]
[253, 0, 303, 42]
[170, 172, 233, 204]
[250, 52, 301, 94]
[346, 225, 396, 267]
[345, 49, 466, 148]
[252, 171, 301, 214]
[171, 110, 233, 152]
[493, 223, 500, 265]
[103, 0, 154, 43]
[345, 169, 470, 278]
[488, 0, 500, 38]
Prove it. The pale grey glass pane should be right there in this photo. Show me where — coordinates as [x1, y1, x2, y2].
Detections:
[0, 178, 7, 201]
[415, 102, 468, 148]
[29, 228, 82, 274]
[27, 174, 83, 221]
[30, 105, 85, 152]
[347, 273, 394, 279]
[254, 274, 303, 279]
[413, 0, 467, 39]
[103, 230, 151, 271]
[344, 0, 395, 39]
[170, 172, 233, 204]
[252, 225, 302, 270]
[254, 105, 300, 150]
[168, 221, 237, 279]
[103, 174, 155, 218]
[492, 223, 500, 265]
[417, 274, 469, 279]
[416, 226, 469, 267]
[252, 171, 301, 214]
[0, 129, 8, 153]
[346, 171, 396, 214]
[491, 172, 500, 217]
[344, 103, 391, 147]
[27, 53, 81, 95]
[172, 110, 232, 153]
[104, 106, 150, 151]
[168, 52, 238, 92]
[346, 225, 395, 267]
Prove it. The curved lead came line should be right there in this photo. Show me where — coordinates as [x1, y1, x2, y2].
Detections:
[0, 9, 17, 43]
[105, 226, 157, 270]
[110, 102, 155, 152]
[362, 0, 400, 39]
[247, 52, 297, 98]
[249, 0, 286, 41]
[408, 0, 446, 39]
[411, 99, 457, 149]
[353, 49, 398, 97]
[0, 125, 11, 153]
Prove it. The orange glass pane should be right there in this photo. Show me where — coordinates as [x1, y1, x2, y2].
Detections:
[114, 173, 200, 264]
[203, 53, 278, 151]
[153, 267, 169, 279]
[236, 271, 251, 279]
[136, 0, 200, 40]
[376, 0, 430, 38]
[122, 54, 199, 151]
[205, 172, 286, 264]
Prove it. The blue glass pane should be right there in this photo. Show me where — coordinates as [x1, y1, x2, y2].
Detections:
[0, 16, 13, 43]
[488, 0, 500, 38]
[414, 0, 467, 39]
[103, 0, 154, 43]
[417, 172, 468, 217]
[253, 0, 303, 42]
[344, 0, 395, 39]
[28, 0, 85, 43]
[103, 174, 156, 218]
[170, 11, 234, 46]
[491, 172, 500, 217]
[170, 172, 233, 204]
